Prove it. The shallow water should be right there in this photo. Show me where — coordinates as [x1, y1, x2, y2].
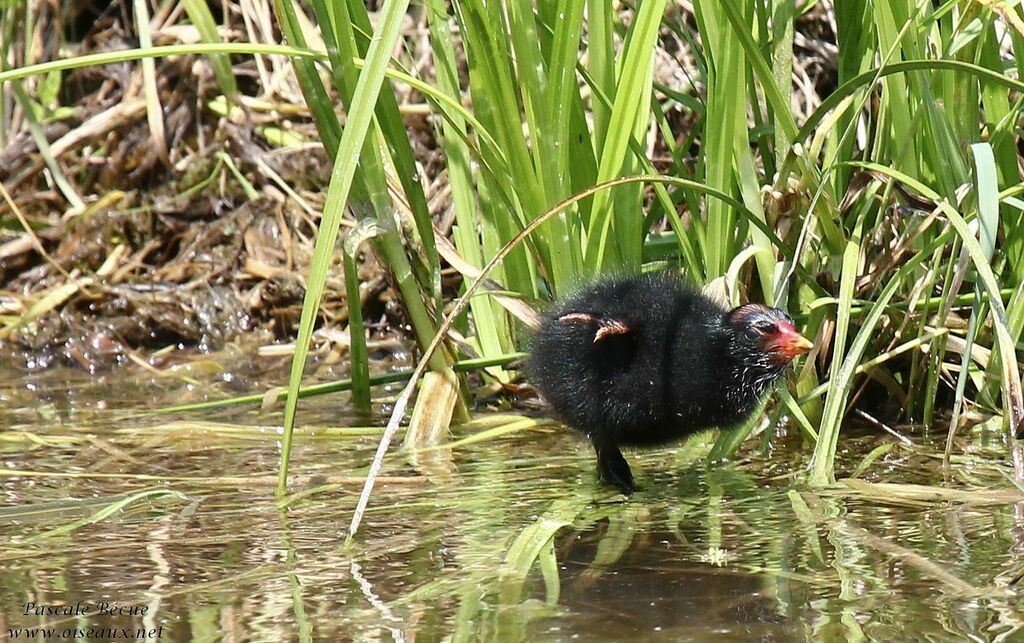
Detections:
[2, 362, 1024, 641]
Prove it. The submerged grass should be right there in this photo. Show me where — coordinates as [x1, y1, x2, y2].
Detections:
[3, 366, 1024, 637]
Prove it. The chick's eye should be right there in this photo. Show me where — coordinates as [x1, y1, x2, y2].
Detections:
[744, 321, 776, 340]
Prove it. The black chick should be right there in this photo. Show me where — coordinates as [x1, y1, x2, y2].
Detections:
[527, 272, 813, 494]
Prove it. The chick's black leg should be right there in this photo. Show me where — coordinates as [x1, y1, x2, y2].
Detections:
[593, 441, 636, 494]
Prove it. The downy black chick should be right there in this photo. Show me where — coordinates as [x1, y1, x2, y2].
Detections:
[527, 273, 813, 494]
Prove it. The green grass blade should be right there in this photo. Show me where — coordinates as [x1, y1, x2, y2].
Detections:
[8, 82, 85, 211]
[23, 489, 185, 543]
[343, 222, 381, 415]
[180, 0, 238, 96]
[270, 1, 342, 158]
[780, 60, 1024, 185]
[340, 0, 441, 306]
[584, 0, 668, 271]
[808, 209, 863, 485]
[278, 0, 412, 494]
[426, 0, 512, 374]
[852, 161, 1024, 434]
[808, 227, 956, 485]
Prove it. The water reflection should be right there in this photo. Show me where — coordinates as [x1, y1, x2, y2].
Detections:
[1, 367, 1023, 640]
[550, 527, 799, 640]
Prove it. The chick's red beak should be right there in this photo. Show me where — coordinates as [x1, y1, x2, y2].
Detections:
[766, 320, 813, 361]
